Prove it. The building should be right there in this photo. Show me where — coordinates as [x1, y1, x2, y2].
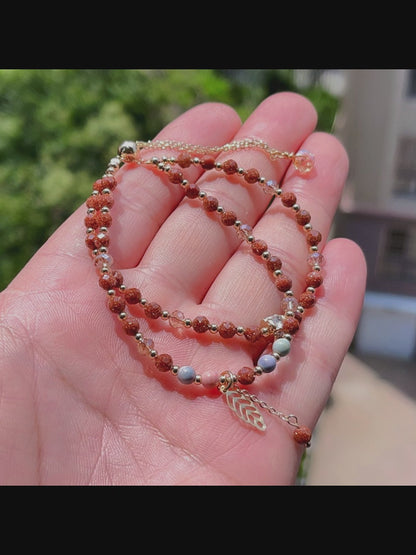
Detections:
[334, 70, 416, 360]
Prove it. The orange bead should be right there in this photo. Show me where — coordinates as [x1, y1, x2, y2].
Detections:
[222, 159, 238, 174]
[218, 321, 237, 339]
[293, 426, 312, 445]
[122, 317, 140, 336]
[192, 315, 210, 333]
[177, 152, 192, 168]
[237, 366, 255, 385]
[275, 274, 292, 292]
[244, 168, 260, 184]
[200, 155, 215, 170]
[306, 229, 322, 246]
[299, 291, 316, 309]
[282, 316, 299, 335]
[144, 302, 163, 319]
[168, 169, 183, 184]
[124, 288, 141, 304]
[108, 295, 126, 313]
[244, 326, 262, 343]
[184, 183, 200, 198]
[306, 271, 323, 288]
[281, 191, 297, 207]
[203, 195, 219, 212]
[154, 353, 173, 372]
[251, 239, 268, 256]
[221, 211, 237, 226]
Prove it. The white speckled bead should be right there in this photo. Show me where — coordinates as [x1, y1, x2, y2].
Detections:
[177, 365, 197, 384]
[272, 337, 291, 357]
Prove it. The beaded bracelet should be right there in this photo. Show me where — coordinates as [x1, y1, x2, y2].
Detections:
[84, 137, 321, 447]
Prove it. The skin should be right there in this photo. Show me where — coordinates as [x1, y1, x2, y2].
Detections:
[0, 92, 367, 485]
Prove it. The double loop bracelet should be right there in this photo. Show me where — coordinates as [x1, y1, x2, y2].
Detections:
[84, 137, 321, 447]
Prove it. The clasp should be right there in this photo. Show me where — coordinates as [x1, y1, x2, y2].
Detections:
[218, 371, 237, 393]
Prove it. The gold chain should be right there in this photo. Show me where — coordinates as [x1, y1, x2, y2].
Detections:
[136, 137, 295, 162]
[236, 387, 300, 429]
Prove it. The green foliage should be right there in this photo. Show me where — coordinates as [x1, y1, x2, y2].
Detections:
[0, 69, 338, 290]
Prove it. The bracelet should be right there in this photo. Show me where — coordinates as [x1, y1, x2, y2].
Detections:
[84, 137, 320, 447]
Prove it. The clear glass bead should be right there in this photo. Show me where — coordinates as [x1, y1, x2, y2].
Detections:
[261, 314, 284, 330]
[236, 223, 253, 241]
[169, 310, 186, 328]
[93, 252, 113, 269]
[281, 296, 298, 313]
[293, 150, 315, 174]
[307, 251, 324, 267]
[260, 179, 279, 196]
[137, 337, 154, 356]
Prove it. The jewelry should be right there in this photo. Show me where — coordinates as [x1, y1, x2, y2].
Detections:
[84, 137, 322, 447]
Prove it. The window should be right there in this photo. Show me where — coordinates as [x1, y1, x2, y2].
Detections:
[394, 136, 416, 195]
[379, 225, 416, 282]
[407, 70, 416, 97]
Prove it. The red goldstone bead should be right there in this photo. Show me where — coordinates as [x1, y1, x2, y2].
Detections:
[144, 302, 163, 319]
[99, 273, 118, 290]
[177, 152, 192, 168]
[221, 210, 237, 226]
[97, 212, 112, 228]
[281, 191, 297, 207]
[122, 317, 140, 336]
[184, 183, 200, 198]
[93, 176, 117, 192]
[124, 288, 141, 304]
[299, 291, 316, 308]
[267, 255, 282, 272]
[251, 239, 268, 256]
[244, 168, 260, 184]
[306, 230, 322, 246]
[85, 230, 110, 250]
[222, 159, 238, 174]
[237, 366, 255, 385]
[192, 315, 210, 333]
[200, 155, 215, 170]
[111, 270, 124, 288]
[218, 321, 237, 339]
[293, 426, 312, 445]
[98, 271, 120, 290]
[108, 295, 126, 313]
[244, 326, 262, 343]
[203, 196, 219, 212]
[296, 209, 311, 226]
[102, 176, 117, 190]
[86, 192, 114, 210]
[282, 316, 299, 334]
[168, 169, 184, 184]
[306, 271, 323, 288]
[275, 274, 292, 292]
[85, 212, 112, 229]
[154, 353, 173, 372]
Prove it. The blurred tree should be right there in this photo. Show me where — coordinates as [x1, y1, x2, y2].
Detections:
[0, 69, 338, 290]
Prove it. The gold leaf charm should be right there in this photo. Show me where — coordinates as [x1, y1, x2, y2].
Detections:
[225, 389, 266, 432]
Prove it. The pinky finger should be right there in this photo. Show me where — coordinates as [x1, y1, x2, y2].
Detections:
[282, 237, 367, 429]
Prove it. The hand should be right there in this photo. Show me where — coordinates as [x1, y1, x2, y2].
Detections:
[0, 92, 366, 485]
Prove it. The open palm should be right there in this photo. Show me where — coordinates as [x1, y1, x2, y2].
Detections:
[0, 93, 366, 485]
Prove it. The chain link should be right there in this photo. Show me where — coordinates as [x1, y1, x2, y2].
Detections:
[236, 387, 300, 428]
[136, 138, 295, 162]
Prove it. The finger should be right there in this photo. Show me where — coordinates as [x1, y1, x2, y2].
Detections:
[276, 237, 367, 429]
[15, 102, 242, 293]
[203, 131, 349, 336]
[108, 102, 242, 269]
[137, 92, 318, 309]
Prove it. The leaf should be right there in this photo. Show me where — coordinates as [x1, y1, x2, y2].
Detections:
[225, 389, 266, 432]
